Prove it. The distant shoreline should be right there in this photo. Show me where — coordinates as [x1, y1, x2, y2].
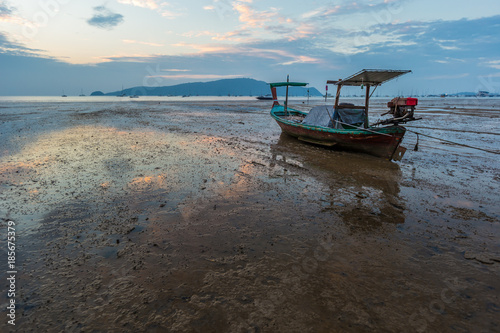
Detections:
[1, 95, 499, 100]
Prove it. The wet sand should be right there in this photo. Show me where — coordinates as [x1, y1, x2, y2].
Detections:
[0, 98, 499, 332]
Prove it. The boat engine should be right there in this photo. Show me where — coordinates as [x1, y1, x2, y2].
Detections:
[375, 97, 420, 125]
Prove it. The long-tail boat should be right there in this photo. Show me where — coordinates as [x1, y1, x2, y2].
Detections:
[269, 69, 419, 161]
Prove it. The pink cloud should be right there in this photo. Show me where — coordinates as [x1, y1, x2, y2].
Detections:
[122, 39, 164, 47]
[117, 0, 180, 18]
[117, 0, 159, 10]
[233, 2, 277, 28]
[172, 42, 321, 65]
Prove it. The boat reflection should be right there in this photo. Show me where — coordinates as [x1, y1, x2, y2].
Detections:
[270, 133, 405, 229]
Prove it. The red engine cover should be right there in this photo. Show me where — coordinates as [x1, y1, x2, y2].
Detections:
[406, 97, 418, 106]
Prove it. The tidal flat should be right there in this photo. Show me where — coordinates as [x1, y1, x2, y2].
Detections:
[0, 97, 499, 332]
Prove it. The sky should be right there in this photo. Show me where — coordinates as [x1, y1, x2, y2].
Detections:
[1, 0, 500, 96]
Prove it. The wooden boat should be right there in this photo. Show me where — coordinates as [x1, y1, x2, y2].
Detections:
[269, 69, 419, 161]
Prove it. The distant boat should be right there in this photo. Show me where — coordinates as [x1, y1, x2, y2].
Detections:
[129, 95, 139, 98]
[61, 90, 67, 97]
[477, 91, 489, 97]
[79, 89, 85, 96]
[269, 70, 420, 161]
[117, 85, 126, 97]
[256, 95, 273, 100]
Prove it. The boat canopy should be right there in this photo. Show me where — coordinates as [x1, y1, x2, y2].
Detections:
[327, 69, 411, 86]
[269, 82, 308, 88]
[301, 105, 366, 129]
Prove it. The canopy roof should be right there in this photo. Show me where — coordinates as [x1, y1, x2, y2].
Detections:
[327, 69, 411, 86]
[269, 82, 308, 88]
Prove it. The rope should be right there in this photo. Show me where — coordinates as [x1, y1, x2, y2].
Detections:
[406, 125, 500, 136]
[324, 106, 334, 126]
[334, 120, 394, 137]
[405, 128, 500, 155]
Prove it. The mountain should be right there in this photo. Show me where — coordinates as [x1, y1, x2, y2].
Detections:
[453, 92, 477, 96]
[102, 78, 322, 97]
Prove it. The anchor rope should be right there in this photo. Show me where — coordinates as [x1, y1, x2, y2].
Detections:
[406, 125, 500, 136]
[405, 128, 500, 155]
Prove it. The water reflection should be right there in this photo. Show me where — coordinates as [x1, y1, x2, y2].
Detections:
[270, 133, 405, 229]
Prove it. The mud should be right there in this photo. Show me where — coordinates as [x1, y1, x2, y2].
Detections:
[0, 97, 499, 332]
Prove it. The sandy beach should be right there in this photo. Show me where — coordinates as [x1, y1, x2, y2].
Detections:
[1, 97, 499, 332]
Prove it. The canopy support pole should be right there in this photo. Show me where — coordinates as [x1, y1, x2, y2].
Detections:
[285, 75, 289, 116]
[271, 87, 279, 106]
[364, 84, 370, 128]
[334, 84, 341, 109]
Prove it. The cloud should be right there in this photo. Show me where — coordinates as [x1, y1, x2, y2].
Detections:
[302, 5, 342, 19]
[87, 6, 124, 29]
[433, 57, 466, 64]
[0, 1, 13, 18]
[478, 72, 500, 78]
[0, 2, 30, 25]
[317, 14, 499, 59]
[172, 42, 232, 54]
[413, 16, 500, 57]
[426, 73, 470, 80]
[172, 41, 321, 66]
[198, 1, 296, 43]
[95, 53, 160, 62]
[300, 1, 395, 21]
[181, 31, 214, 38]
[0, 31, 44, 56]
[211, 29, 252, 42]
[3, 3, 500, 96]
[279, 55, 321, 66]
[434, 39, 460, 50]
[233, 2, 278, 28]
[482, 60, 500, 70]
[196, 1, 411, 52]
[287, 22, 316, 41]
[159, 10, 179, 19]
[123, 39, 163, 47]
[117, 0, 159, 10]
[117, 0, 180, 19]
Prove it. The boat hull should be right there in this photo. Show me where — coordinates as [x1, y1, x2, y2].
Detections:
[271, 105, 406, 160]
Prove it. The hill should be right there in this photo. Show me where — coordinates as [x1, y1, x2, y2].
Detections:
[103, 78, 322, 97]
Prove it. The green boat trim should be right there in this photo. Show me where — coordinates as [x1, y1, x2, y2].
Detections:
[269, 82, 308, 88]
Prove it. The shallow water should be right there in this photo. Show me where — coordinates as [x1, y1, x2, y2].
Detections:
[0, 98, 499, 332]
